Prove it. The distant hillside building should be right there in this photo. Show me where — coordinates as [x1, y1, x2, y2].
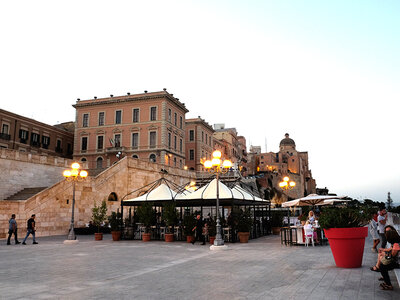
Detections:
[72, 90, 189, 170]
[252, 133, 316, 202]
[0, 109, 74, 159]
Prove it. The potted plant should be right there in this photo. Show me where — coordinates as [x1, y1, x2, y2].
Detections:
[318, 206, 370, 268]
[92, 200, 108, 241]
[208, 218, 216, 244]
[182, 213, 196, 243]
[108, 211, 122, 241]
[271, 211, 284, 235]
[136, 202, 155, 242]
[237, 208, 253, 243]
[163, 203, 178, 242]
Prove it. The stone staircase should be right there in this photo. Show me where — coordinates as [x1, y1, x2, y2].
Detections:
[5, 187, 48, 200]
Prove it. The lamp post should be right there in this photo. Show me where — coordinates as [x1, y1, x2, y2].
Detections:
[63, 162, 88, 243]
[279, 176, 296, 226]
[203, 150, 232, 250]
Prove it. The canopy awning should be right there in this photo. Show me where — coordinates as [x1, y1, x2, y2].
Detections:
[281, 194, 347, 207]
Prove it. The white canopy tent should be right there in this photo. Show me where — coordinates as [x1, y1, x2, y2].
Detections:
[123, 183, 177, 203]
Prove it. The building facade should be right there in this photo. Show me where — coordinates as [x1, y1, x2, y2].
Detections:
[73, 90, 189, 170]
[185, 117, 215, 171]
[0, 109, 74, 158]
[253, 133, 317, 203]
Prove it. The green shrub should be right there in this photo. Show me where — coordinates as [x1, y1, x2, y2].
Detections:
[136, 202, 156, 233]
[318, 207, 370, 229]
[237, 208, 253, 232]
[92, 200, 108, 233]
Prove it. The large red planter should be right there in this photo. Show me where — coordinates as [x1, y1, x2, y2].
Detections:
[324, 227, 368, 268]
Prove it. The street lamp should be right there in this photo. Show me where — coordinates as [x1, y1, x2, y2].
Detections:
[203, 150, 232, 250]
[279, 176, 296, 190]
[63, 162, 88, 243]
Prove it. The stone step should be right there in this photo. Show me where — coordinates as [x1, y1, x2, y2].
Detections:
[5, 187, 48, 200]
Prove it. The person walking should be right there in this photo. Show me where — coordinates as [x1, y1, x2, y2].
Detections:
[378, 209, 388, 249]
[7, 214, 21, 245]
[191, 214, 205, 245]
[22, 214, 38, 245]
[369, 212, 380, 252]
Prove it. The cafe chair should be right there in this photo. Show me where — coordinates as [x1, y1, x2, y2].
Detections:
[304, 226, 314, 247]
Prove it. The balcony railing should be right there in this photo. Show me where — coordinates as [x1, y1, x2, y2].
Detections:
[0, 133, 11, 141]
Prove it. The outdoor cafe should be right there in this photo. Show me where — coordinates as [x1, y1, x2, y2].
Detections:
[120, 177, 271, 243]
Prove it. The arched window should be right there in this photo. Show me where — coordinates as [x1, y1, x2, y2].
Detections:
[149, 154, 156, 163]
[132, 154, 139, 159]
[81, 158, 87, 162]
[96, 157, 103, 169]
[108, 192, 118, 202]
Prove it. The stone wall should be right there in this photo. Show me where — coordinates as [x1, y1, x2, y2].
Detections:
[0, 156, 194, 238]
[0, 148, 76, 200]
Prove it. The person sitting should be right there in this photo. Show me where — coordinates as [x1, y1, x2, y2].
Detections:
[378, 229, 400, 290]
[308, 211, 316, 225]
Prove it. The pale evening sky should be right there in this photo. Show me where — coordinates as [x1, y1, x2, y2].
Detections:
[0, 0, 399, 203]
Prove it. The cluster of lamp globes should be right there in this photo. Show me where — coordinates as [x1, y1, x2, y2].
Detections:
[279, 176, 296, 190]
[203, 150, 233, 170]
[63, 163, 88, 179]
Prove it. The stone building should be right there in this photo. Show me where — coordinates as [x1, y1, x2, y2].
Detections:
[73, 90, 188, 170]
[0, 109, 74, 159]
[212, 124, 241, 166]
[253, 134, 316, 203]
[185, 117, 214, 171]
[237, 136, 248, 176]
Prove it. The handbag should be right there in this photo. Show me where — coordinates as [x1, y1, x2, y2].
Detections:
[381, 252, 394, 265]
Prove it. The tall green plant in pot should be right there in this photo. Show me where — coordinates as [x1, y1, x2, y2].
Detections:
[92, 200, 108, 241]
[207, 217, 217, 244]
[136, 202, 156, 242]
[163, 203, 178, 242]
[183, 213, 196, 243]
[238, 208, 253, 243]
[319, 206, 370, 268]
[108, 211, 122, 241]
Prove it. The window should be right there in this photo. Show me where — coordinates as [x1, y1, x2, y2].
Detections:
[115, 110, 122, 124]
[174, 135, 177, 150]
[97, 136, 104, 150]
[209, 136, 211, 145]
[132, 133, 139, 149]
[31, 133, 40, 147]
[98, 112, 104, 126]
[67, 143, 72, 155]
[1, 124, 9, 134]
[150, 132, 156, 148]
[174, 113, 177, 126]
[149, 153, 156, 163]
[114, 134, 121, 147]
[189, 130, 194, 141]
[168, 109, 172, 122]
[174, 157, 177, 167]
[81, 137, 87, 151]
[189, 149, 194, 160]
[201, 131, 204, 142]
[180, 116, 183, 129]
[150, 107, 157, 121]
[132, 154, 139, 159]
[96, 157, 103, 169]
[133, 108, 139, 123]
[179, 159, 182, 168]
[179, 138, 182, 152]
[83, 114, 89, 127]
[81, 158, 87, 162]
[42, 136, 50, 149]
[205, 134, 208, 145]
[168, 133, 171, 148]
[19, 129, 28, 142]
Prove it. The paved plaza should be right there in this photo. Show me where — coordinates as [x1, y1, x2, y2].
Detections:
[0, 234, 399, 300]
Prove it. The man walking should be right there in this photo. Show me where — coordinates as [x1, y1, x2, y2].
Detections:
[7, 214, 20, 245]
[378, 209, 387, 249]
[192, 214, 205, 245]
[22, 214, 38, 245]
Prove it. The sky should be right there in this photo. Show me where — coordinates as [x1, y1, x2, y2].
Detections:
[1, 0, 399, 203]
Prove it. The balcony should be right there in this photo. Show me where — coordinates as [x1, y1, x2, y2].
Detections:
[106, 146, 126, 154]
[31, 141, 41, 148]
[0, 133, 11, 141]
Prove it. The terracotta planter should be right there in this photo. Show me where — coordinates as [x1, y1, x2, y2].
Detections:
[142, 232, 151, 242]
[165, 233, 174, 242]
[209, 236, 216, 245]
[186, 235, 195, 243]
[111, 231, 121, 241]
[238, 232, 250, 243]
[272, 227, 281, 235]
[94, 232, 103, 241]
[324, 227, 368, 268]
